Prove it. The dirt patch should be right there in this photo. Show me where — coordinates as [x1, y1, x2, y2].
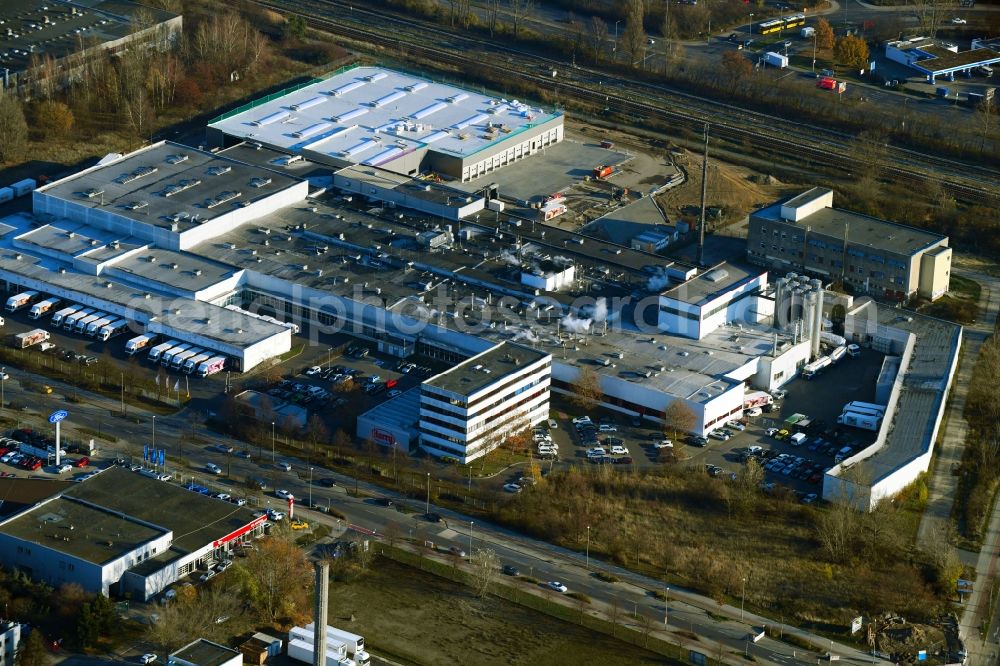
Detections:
[656, 149, 801, 226]
[327, 557, 667, 665]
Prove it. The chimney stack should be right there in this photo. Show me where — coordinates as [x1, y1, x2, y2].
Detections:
[312, 562, 329, 666]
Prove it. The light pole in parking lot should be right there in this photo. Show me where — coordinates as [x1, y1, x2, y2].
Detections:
[308, 466, 313, 507]
[664, 585, 670, 626]
[152, 415, 156, 455]
[425, 472, 430, 515]
[271, 421, 275, 463]
[586, 525, 591, 570]
[1, 367, 5, 410]
[469, 520, 474, 556]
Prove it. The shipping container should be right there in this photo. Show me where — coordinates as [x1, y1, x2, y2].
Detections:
[763, 52, 788, 68]
[0, 187, 13, 204]
[11, 179, 36, 197]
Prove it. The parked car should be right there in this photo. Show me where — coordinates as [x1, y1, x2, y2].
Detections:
[72, 457, 89, 468]
[548, 581, 569, 593]
[654, 439, 673, 449]
[611, 456, 634, 465]
[609, 445, 628, 456]
[690, 436, 709, 447]
[598, 424, 617, 433]
[502, 564, 519, 576]
[746, 407, 762, 417]
[502, 483, 523, 493]
[276, 462, 292, 472]
[205, 463, 222, 475]
[275, 489, 294, 500]
[547, 419, 558, 429]
[139, 654, 157, 664]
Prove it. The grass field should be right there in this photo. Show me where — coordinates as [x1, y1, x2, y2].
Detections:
[327, 557, 674, 665]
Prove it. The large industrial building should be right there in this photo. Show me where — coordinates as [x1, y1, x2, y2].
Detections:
[747, 188, 951, 302]
[0, 0, 182, 92]
[207, 65, 564, 182]
[0, 468, 265, 599]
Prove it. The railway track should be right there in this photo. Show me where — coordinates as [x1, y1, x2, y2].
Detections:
[253, 0, 999, 205]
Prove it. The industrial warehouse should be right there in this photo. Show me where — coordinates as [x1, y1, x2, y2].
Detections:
[0, 467, 265, 599]
[207, 65, 564, 182]
[0, 68, 960, 496]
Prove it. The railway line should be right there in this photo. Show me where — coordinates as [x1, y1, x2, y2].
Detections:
[253, 0, 999, 205]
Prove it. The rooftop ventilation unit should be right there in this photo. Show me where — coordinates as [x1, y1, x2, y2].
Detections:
[162, 178, 201, 197]
[205, 190, 242, 209]
[116, 166, 158, 185]
[83, 188, 104, 199]
[207, 165, 231, 176]
[249, 177, 272, 188]
[165, 154, 188, 165]
[124, 201, 148, 211]
[194, 269, 202, 276]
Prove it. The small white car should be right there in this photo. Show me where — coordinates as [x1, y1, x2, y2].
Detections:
[572, 416, 592, 425]
[0, 372, 8, 381]
[745, 407, 763, 417]
[139, 654, 157, 665]
[598, 424, 618, 433]
[951, 17, 966, 24]
[55, 463, 72, 474]
[205, 463, 222, 475]
[729, 421, 746, 431]
[305, 366, 322, 376]
[277, 462, 292, 472]
[609, 445, 628, 456]
[213, 493, 231, 501]
[765, 427, 779, 437]
[771, 389, 788, 400]
[548, 581, 569, 593]
[547, 419, 558, 429]
[586, 447, 607, 458]
[503, 483, 522, 493]
[654, 439, 673, 449]
[275, 489, 294, 500]
[267, 509, 285, 521]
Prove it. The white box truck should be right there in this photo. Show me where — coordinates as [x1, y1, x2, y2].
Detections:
[763, 52, 788, 68]
[844, 401, 886, 416]
[64, 308, 94, 330]
[125, 333, 157, 355]
[161, 343, 192, 367]
[197, 356, 227, 377]
[14, 328, 50, 348]
[310, 624, 369, 666]
[75, 313, 103, 334]
[98, 318, 129, 342]
[170, 348, 201, 371]
[836, 411, 880, 431]
[51, 306, 78, 327]
[148, 339, 178, 363]
[29, 297, 61, 319]
[286, 638, 353, 666]
[86, 316, 113, 337]
[184, 352, 211, 374]
[5, 290, 38, 312]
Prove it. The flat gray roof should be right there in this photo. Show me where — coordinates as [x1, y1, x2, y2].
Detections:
[337, 164, 477, 208]
[38, 141, 302, 233]
[209, 65, 561, 165]
[661, 262, 759, 305]
[2, 495, 165, 565]
[66, 467, 260, 555]
[752, 202, 946, 256]
[111, 247, 240, 295]
[172, 639, 240, 666]
[358, 386, 421, 430]
[424, 342, 549, 396]
[0, 0, 178, 74]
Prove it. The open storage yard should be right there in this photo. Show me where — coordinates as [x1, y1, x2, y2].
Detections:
[325, 557, 669, 665]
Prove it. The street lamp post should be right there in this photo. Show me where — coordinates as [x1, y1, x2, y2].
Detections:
[425, 472, 430, 515]
[749, 13, 754, 40]
[469, 521, 474, 557]
[308, 467, 313, 507]
[1, 366, 6, 410]
[664, 585, 670, 626]
[271, 421, 275, 463]
[586, 525, 591, 570]
[741, 576, 747, 621]
[152, 415, 156, 458]
[613, 19, 622, 58]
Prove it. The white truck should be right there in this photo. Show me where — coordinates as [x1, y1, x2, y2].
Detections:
[829, 345, 847, 363]
[5, 290, 38, 312]
[837, 411, 880, 431]
[51, 306, 79, 328]
[763, 51, 788, 68]
[183, 352, 211, 374]
[63, 308, 95, 331]
[170, 348, 201, 371]
[801, 355, 832, 379]
[197, 356, 227, 377]
[161, 343, 192, 367]
[844, 401, 886, 416]
[86, 316, 114, 337]
[98, 318, 129, 342]
[743, 390, 774, 409]
[14, 328, 50, 349]
[148, 339, 178, 363]
[75, 313, 104, 334]
[125, 333, 157, 355]
[286, 637, 353, 666]
[289, 624, 370, 666]
[28, 297, 61, 319]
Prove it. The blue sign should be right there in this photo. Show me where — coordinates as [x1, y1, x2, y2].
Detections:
[159, 449, 165, 466]
[917, 650, 927, 661]
[48, 410, 68, 424]
[143, 445, 149, 462]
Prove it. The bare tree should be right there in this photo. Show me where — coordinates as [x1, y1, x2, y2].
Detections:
[471, 547, 500, 597]
[570, 366, 603, 412]
[589, 16, 609, 64]
[661, 400, 696, 440]
[621, 0, 647, 67]
[508, 0, 534, 39]
[978, 98, 995, 151]
[485, 0, 502, 37]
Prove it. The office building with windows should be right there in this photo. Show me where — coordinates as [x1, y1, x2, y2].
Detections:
[747, 188, 951, 302]
[419, 342, 551, 463]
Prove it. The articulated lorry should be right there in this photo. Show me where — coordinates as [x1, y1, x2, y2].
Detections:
[801, 355, 832, 379]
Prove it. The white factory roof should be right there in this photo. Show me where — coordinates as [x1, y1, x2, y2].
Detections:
[209, 66, 559, 166]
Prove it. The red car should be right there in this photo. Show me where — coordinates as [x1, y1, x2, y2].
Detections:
[72, 457, 89, 468]
[26, 459, 41, 471]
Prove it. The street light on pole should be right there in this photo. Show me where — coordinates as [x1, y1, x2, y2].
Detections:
[469, 521, 474, 557]
[664, 585, 670, 626]
[1, 366, 6, 410]
[613, 19, 622, 58]
[749, 13, 754, 40]
[152, 415, 156, 455]
[586, 525, 591, 570]
[741, 576, 747, 621]
[425, 472, 430, 515]
[308, 466, 313, 507]
[271, 421, 275, 463]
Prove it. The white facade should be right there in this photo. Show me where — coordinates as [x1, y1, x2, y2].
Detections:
[420, 345, 551, 463]
[521, 264, 575, 292]
[0, 622, 20, 666]
[456, 119, 563, 182]
[657, 270, 769, 340]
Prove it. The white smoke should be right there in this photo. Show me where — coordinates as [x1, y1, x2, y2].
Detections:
[646, 269, 671, 292]
[561, 313, 593, 333]
[500, 250, 521, 266]
[512, 328, 540, 343]
[592, 297, 608, 323]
